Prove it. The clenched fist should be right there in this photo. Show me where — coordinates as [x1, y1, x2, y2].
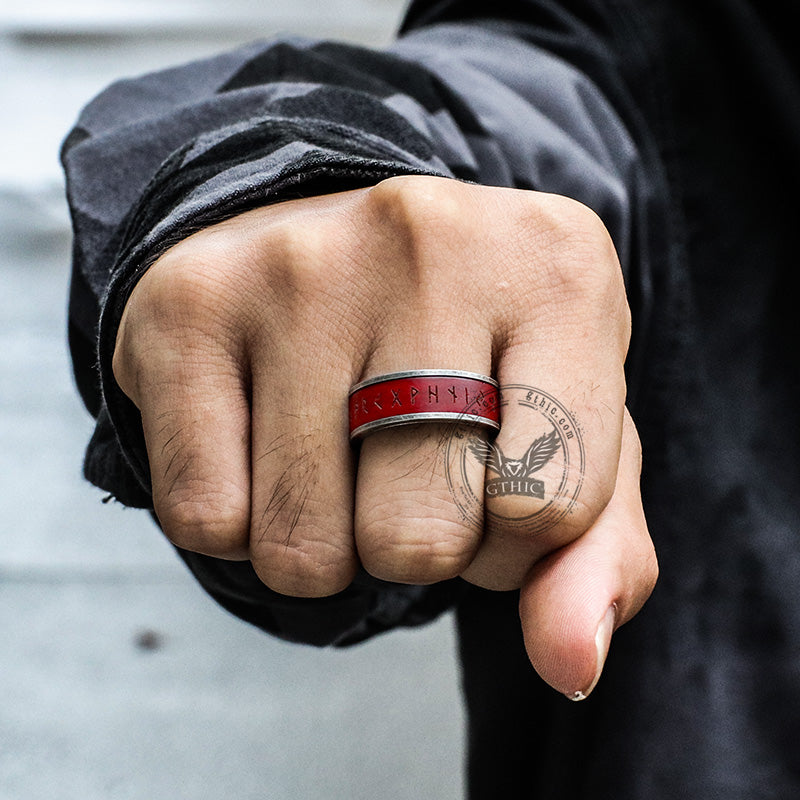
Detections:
[113, 176, 657, 698]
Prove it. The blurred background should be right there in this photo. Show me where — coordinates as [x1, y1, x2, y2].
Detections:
[0, 2, 465, 797]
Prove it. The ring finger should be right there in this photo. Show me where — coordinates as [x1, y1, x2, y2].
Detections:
[353, 322, 493, 584]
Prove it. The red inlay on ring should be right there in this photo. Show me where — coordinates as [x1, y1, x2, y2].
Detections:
[348, 370, 500, 440]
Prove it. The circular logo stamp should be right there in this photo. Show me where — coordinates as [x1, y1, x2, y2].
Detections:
[445, 385, 585, 534]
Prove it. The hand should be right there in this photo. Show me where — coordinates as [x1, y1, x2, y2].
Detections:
[113, 176, 657, 698]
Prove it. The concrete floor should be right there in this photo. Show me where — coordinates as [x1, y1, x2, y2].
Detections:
[0, 4, 465, 798]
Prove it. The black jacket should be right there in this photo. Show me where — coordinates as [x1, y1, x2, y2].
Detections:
[63, 0, 800, 796]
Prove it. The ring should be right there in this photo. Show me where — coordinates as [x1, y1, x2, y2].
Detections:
[349, 369, 500, 440]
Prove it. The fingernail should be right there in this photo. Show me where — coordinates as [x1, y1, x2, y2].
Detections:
[568, 603, 617, 702]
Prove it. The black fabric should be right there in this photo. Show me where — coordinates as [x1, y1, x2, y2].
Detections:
[223, 40, 487, 136]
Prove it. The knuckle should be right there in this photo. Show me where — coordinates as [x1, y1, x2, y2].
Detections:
[122, 255, 236, 351]
[367, 175, 465, 247]
[521, 195, 625, 301]
[260, 221, 321, 288]
[365, 176, 477, 305]
[135, 252, 219, 319]
[256, 220, 362, 327]
[491, 476, 613, 553]
[156, 489, 248, 557]
[114, 256, 249, 398]
[363, 537, 471, 584]
[485, 192, 631, 346]
[549, 244, 620, 306]
[531, 193, 614, 250]
[358, 504, 475, 584]
[253, 537, 356, 598]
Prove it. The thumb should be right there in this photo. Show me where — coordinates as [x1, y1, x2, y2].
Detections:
[518, 409, 657, 699]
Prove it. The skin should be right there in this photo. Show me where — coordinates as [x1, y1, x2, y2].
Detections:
[113, 175, 658, 699]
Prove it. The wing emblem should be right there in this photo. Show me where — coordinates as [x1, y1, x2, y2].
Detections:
[467, 429, 561, 479]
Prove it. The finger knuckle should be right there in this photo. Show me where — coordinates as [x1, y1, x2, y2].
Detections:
[140, 252, 225, 322]
[156, 489, 248, 557]
[363, 535, 471, 584]
[253, 537, 356, 598]
[367, 175, 466, 251]
[531, 193, 614, 252]
[115, 258, 250, 405]
[518, 195, 626, 305]
[358, 504, 475, 584]
[492, 479, 613, 554]
[262, 221, 324, 288]
[122, 255, 243, 360]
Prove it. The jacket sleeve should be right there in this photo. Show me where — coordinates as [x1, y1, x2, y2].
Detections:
[63, 9, 653, 646]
